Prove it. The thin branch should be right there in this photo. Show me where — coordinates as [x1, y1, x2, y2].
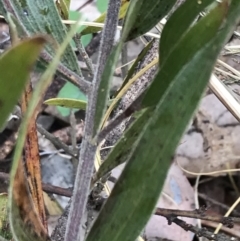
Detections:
[37, 124, 77, 158]
[40, 51, 91, 95]
[198, 193, 240, 217]
[76, 0, 93, 11]
[0, 0, 91, 95]
[155, 208, 240, 228]
[121, 43, 128, 78]
[0, 171, 72, 197]
[64, 1, 122, 241]
[1, 171, 240, 227]
[73, 33, 94, 76]
[42, 183, 72, 197]
[167, 216, 233, 241]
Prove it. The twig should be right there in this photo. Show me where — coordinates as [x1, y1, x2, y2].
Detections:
[69, 110, 79, 173]
[76, 0, 93, 11]
[0, 0, 91, 95]
[202, 220, 240, 239]
[1, 172, 240, 224]
[64, 1, 122, 241]
[37, 124, 77, 158]
[194, 175, 203, 241]
[69, 111, 77, 153]
[209, 74, 240, 123]
[42, 183, 72, 197]
[121, 43, 128, 78]
[0, 171, 72, 197]
[40, 51, 91, 95]
[155, 208, 240, 228]
[52, 35, 159, 241]
[198, 193, 240, 217]
[215, 197, 240, 235]
[73, 33, 94, 76]
[167, 216, 233, 241]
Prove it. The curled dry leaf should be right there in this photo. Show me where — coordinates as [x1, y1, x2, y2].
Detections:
[10, 159, 50, 241]
[21, 82, 47, 229]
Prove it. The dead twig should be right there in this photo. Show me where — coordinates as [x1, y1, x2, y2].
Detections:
[0, 171, 72, 197]
[198, 193, 240, 217]
[37, 124, 78, 158]
[155, 207, 240, 228]
[166, 216, 233, 241]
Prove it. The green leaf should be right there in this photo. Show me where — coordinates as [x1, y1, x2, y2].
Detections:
[0, 36, 46, 131]
[96, 0, 109, 13]
[57, 82, 87, 116]
[160, 0, 216, 64]
[0, 0, 81, 75]
[86, 1, 237, 241]
[44, 98, 87, 110]
[8, 17, 82, 241]
[92, 0, 144, 136]
[93, 43, 122, 135]
[115, 39, 154, 97]
[56, 0, 70, 20]
[142, 0, 228, 108]
[126, 0, 177, 41]
[94, 108, 153, 182]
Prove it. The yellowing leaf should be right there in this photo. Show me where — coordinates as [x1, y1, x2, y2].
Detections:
[44, 97, 87, 110]
[56, 0, 71, 20]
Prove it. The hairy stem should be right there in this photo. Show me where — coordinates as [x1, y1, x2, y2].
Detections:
[64, 1, 121, 241]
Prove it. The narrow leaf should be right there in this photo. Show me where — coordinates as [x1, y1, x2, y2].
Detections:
[21, 83, 47, 229]
[0, 36, 46, 130]
[126, 0, 177, 41]
[10, 161, 50, 241]
[94, 108, 153, 182]
[86, 2, 235, 241]
[92, 0, 144, 136]
[44, 98, 87, 110]
[115, 39, 154, 97]
[142, 0, 228, 108]
[56, 0, 70, 20]
[160, 0, 216, 64]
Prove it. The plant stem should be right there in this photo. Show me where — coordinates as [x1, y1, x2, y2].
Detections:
[64, 0, 121, 241]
